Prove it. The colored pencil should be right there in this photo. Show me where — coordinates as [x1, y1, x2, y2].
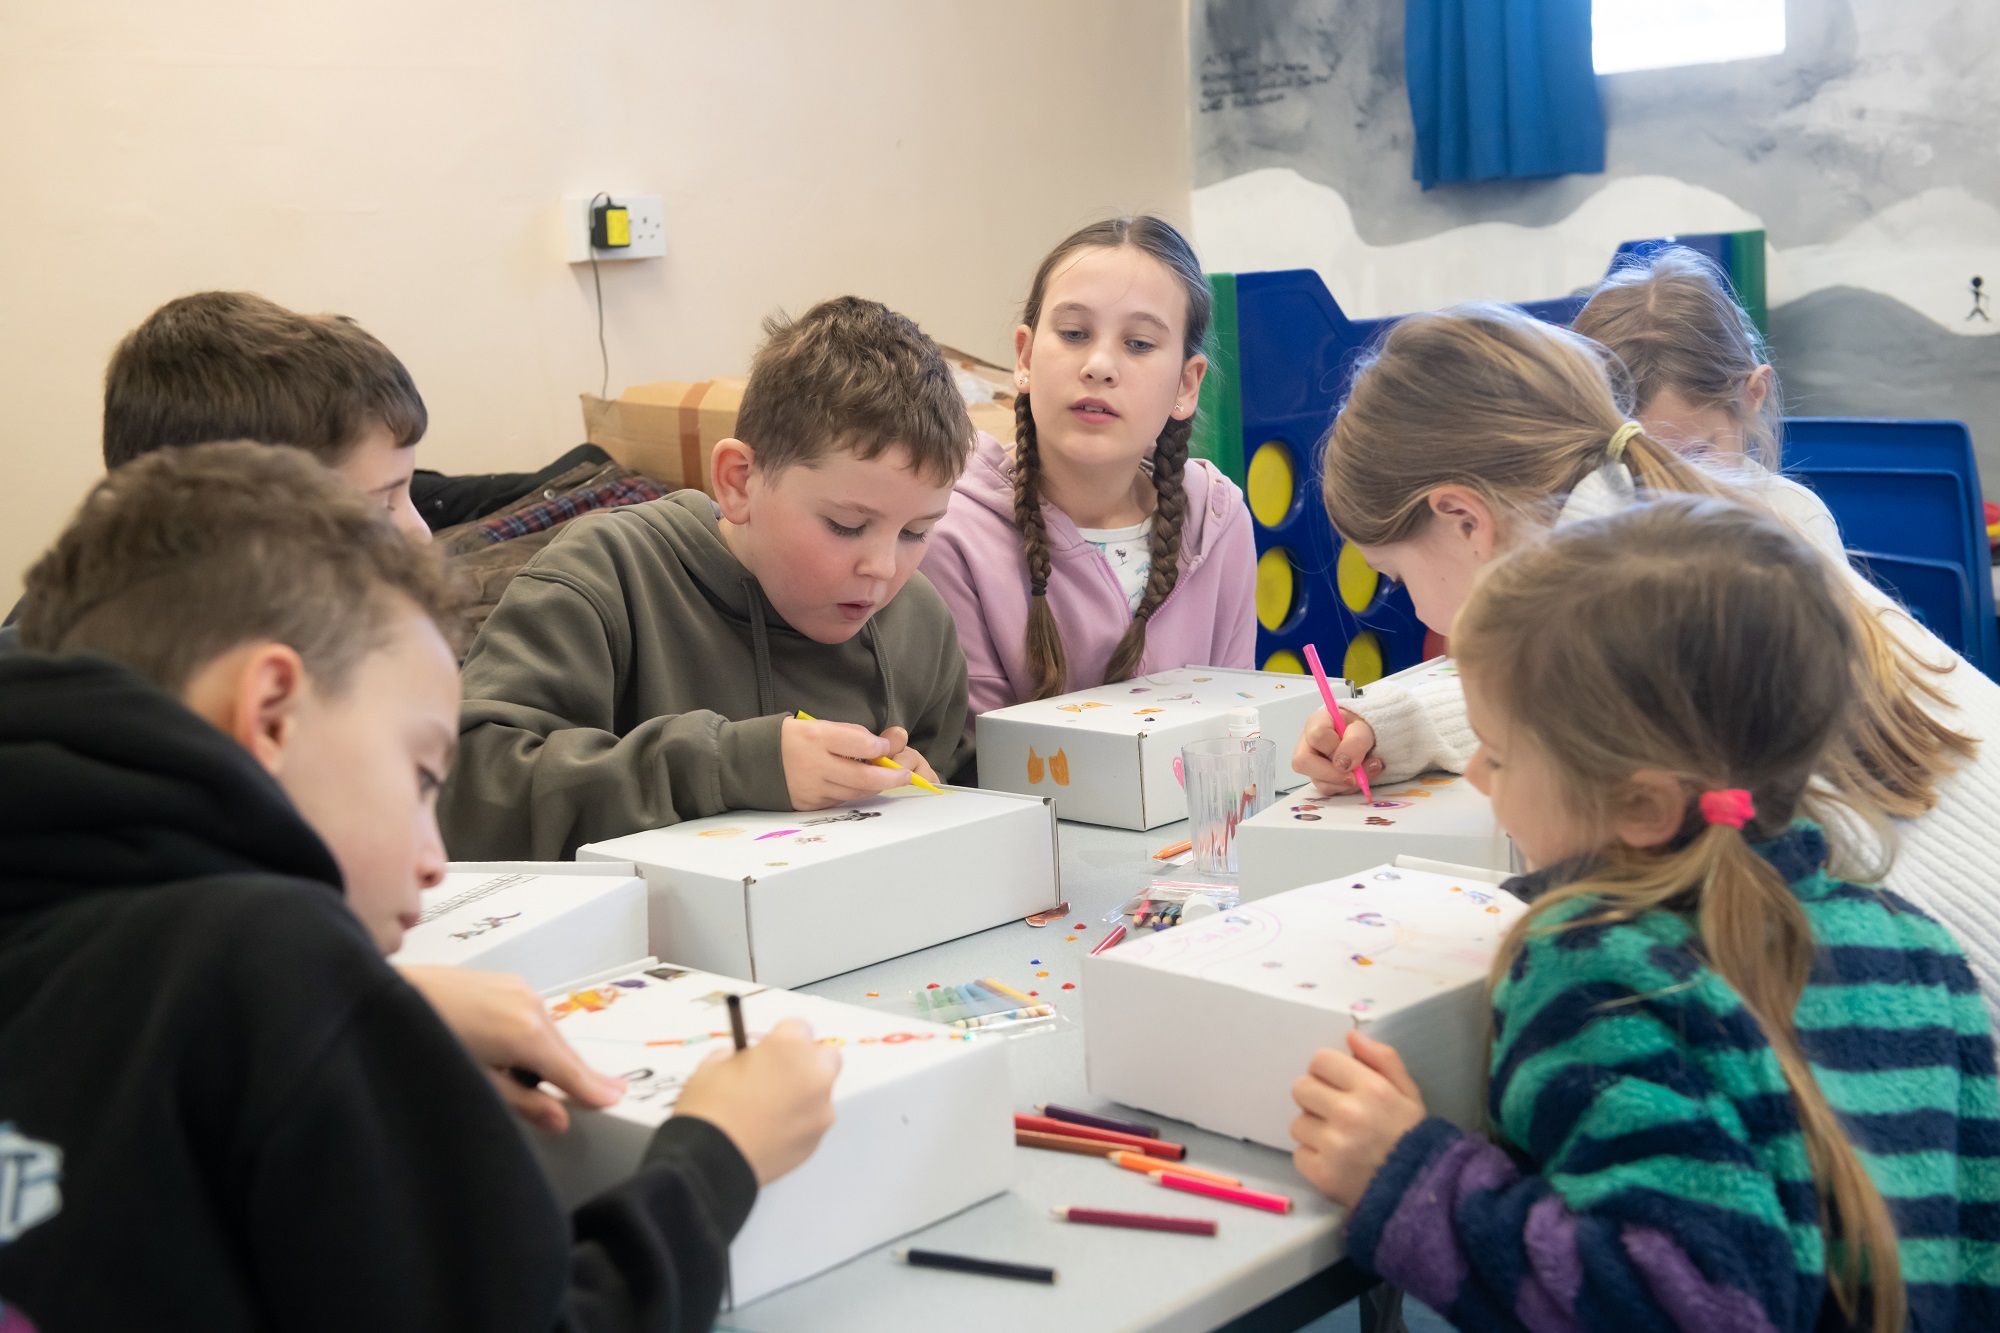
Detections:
[1089, 924, 1128, 955]
[895, 1248, 1056, 1284]
[1152, 1171, 1292, 1214]
[1152, 838, 1193, 860]
[725, 993, 747, 1051]
[980, 976, 1037, 1005]
[952, 1004, 1055, 1029]
[1014, 1114, 1182, 1158]
[1109, 1151, 1236, 1185]
[1053, 1206, 1217, 1236]
[793, 710, 944, 794]
[1016, 1128, 1121, 1157]
[1303, 643, 1371, 801]
[1037, 1103, 1160, 1138]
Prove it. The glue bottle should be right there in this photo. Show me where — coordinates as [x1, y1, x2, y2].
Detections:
[1227, 706, 1260, 740]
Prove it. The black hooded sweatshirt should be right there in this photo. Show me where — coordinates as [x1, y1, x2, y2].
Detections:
[0, 654, 757, 1332]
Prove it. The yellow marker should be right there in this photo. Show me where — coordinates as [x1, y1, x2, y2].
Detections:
[793, 710, 944, 794]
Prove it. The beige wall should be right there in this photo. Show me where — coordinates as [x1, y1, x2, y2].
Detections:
[0, 1, 1191, 607]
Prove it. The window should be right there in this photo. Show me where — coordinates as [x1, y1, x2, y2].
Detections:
[1592, 0, 1785, 75]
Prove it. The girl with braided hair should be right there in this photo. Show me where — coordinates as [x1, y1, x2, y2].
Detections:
[922, 217, 1256, 727]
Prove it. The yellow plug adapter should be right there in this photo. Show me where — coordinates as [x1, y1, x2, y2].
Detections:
[590, 201, 631, 249]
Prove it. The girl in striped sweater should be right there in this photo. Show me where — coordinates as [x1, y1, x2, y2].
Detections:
[1290, 496, 2000, 1332]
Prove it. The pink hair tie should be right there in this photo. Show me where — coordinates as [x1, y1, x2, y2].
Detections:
[1700, 788, 1756, 829]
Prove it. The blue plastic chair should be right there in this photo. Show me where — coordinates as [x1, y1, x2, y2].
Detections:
[1779, 418, 1999, 676]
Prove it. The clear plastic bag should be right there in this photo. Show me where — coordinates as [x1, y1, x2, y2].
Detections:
[1106, 881, 1241, 930]
[911, 978, 1069, 1037]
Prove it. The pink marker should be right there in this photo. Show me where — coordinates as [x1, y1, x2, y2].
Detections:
[1302, 643, 1371, 801]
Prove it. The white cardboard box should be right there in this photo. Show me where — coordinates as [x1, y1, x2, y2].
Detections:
[389, 861, 649, 992]
[1237, 773, 1515, 900]
[528, 962, 1014, 1306]
[576, 787, 1060, 989]
[1084, 859, 1528, 1148]
[974, 667, 1337, 829]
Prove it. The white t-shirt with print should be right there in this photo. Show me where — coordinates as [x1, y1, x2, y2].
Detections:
[1076, 518, 1152, 614]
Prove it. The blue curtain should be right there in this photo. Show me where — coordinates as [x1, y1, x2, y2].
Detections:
[1405, 0, 1605, 189]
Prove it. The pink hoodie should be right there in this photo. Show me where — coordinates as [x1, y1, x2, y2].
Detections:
[922, 432, 1259, 718]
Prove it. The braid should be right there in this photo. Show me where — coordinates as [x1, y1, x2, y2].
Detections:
[1103, 414, 1191, 683]
[1013, 391, 1070, 699]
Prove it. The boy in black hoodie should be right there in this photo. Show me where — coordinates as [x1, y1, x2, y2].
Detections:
[0, 442, 839, 1333]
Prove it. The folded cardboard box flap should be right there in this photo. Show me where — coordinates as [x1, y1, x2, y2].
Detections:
[580, 377, 749, 492]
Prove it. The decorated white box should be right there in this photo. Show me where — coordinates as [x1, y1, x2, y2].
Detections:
[1237, 773, 1515, 900]
[529, 963, 1013, 1306]
[974, 667, 1335, 829]
[576, 787, 1060, 989]
[389, 861, 649, 992]
[1084, 860, 1528, 1148]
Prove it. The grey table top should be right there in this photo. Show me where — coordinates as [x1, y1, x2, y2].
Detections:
[718, 818, 1352, 1333]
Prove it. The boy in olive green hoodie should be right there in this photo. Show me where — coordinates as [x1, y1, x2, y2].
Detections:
[440, 297, 975, 860]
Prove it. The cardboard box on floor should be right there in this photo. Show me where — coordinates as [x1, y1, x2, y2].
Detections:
[389, 861, 649, 992]
[580, 377, 749, 492]
[1237, 773, 1516, 900]
[528, 962, 1013, 1307]
[976, 667, 1336, 830]
[1084, 858, 1527, 1149]
[576, 787, 1060, 989]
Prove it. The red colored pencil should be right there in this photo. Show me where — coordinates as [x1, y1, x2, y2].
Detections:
[1089, 924, 1128, 955]
[1013, 1114, 1183, 1159]
[1151, 1171, 1292, 1214]
[1053, 1206, 1217, 1236]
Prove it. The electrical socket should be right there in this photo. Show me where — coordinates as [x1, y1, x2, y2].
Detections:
[563, 193, 665, 263]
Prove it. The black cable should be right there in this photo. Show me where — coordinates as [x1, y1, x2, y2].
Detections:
[588, 191, 611, 398]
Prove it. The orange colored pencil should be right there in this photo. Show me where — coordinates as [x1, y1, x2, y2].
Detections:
[1016, 1128, 1121, 1158]
[1152, 839, 1194, 861]
[1109, 1151, 1241, 1188]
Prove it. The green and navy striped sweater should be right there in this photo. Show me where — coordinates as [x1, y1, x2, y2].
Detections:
[1345, 822, 2000, 1332]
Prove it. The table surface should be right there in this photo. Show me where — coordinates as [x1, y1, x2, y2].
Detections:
[717, 817, 1356, 1333]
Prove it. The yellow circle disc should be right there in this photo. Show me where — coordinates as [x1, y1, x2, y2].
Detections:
[1336, 541, 1380, 612]
[1343, 631, 1385, 686]
[1262, 648, 1306, 675]
[1246, 440, 1295, 529]
[1255, 547, 1296, 631]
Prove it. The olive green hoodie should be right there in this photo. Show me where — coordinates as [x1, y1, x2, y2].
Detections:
[440, 491, 970, 860]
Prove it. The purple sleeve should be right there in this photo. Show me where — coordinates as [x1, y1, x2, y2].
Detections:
[1208, 484, 1258, 670]
[1346, 1119, 1792, 1333]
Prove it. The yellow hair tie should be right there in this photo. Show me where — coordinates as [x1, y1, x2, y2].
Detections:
[1607, 420, 1643, 462]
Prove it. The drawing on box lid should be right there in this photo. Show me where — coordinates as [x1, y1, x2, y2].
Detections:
[1104, 867, 1524, 1015]
[994, 668, 1304, 735]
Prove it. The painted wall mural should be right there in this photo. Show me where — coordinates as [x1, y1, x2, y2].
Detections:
[1191, 0, 2000, 485]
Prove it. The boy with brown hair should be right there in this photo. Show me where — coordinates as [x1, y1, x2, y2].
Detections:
[441, 296, 976, 860]
[102, 290, 434, 541]
[0, 442, 839, 1332]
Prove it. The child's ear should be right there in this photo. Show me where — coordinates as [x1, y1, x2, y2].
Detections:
[1746, 364, 1775, 414]
[1427, 486, 1499, 562]
[182, 642, 308, 779]
[711, 438, 756, 525]
[1609, 768, 1688, 850]
[1173, 352, 1209, 420]
[1013, 324, 1034, 388]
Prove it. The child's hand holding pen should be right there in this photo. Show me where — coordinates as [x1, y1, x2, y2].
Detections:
[782, 712, 942, 807]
